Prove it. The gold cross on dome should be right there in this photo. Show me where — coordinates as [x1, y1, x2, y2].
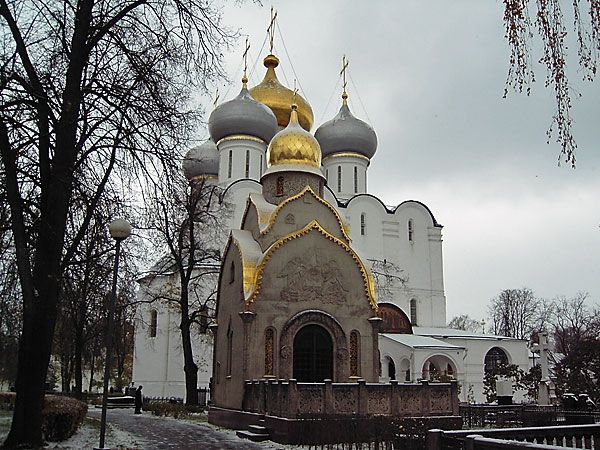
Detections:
[267, 7, 278, 54]
[243, 37, 250, 75]
[340, 55, 349, 103]
[292, 79, 298, 105]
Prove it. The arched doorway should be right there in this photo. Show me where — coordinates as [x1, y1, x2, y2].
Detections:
[293, 325, 333, 382]
[388, 358, 396, 380]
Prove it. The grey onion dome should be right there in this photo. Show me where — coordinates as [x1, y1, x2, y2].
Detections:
[314, 103, 377, 159]
[183, 139, 219, 180]
[208, 86, 278, 143]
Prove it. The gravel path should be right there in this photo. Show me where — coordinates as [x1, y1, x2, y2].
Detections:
[87, 408, 297, 450]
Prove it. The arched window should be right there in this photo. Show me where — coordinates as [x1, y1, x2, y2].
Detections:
[350, 331, 360, 377]
[360, 213, 366, 235]
[388, 358, 396, 380]
[484, 347, 509, 373]
[260, 154, 263, 177]
[229, 261, 235, 283]
[227, 150, 232, 178]
[245, 150, 250, 178]
[265, 328, 275, 376]
[276, 176, 284, 196]
[353, 166, 358, 193]
[337, 166, 342, 192]
[149, 309, 158, 338]
[410, 299, 417, 325]
[326, 169, 329, 181]
[408, 219, 414, 242]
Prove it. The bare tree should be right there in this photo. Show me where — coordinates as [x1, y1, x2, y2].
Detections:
[448, 314, 483, 333]
[503, 1, 600, 166]
[368, 259, 407, 302]
[488, 288, 552, 339]
[550, 292, 600, 401]
[0, 0, 234, 445]
[141, 173, 229, 405]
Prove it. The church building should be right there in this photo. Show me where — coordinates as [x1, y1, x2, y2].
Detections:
[132, 35, 530, 406]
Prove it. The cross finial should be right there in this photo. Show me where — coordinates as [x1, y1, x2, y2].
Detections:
[242, 37, 250, 87]
[267, 7, 278, 54]
[213, 88, 220, 108]
[292, 79, 298, 104]
[340, 55, 349, 104]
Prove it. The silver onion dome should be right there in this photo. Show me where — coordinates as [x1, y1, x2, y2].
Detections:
[314, 103, 377, 160]
[208, 86, 278, 144]
[183, 139, 219, 180]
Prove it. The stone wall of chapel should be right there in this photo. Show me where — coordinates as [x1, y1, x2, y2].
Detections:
[240, 203, 261, 241]
[257, 195, 348, 251]
[212, 247, 247, 409]
[262, 171, 323, 205]
[245, 232, 378, 382]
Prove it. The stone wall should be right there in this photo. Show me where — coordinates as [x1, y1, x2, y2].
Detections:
[242, 378, 459, 418]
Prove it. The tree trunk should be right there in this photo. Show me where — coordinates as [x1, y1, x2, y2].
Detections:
[181, 316, 199, 406]
[4, 291, 59, 447]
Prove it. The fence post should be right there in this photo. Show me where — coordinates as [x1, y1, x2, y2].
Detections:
[465, 434, 481, 450]
[425, 429, 443, 450]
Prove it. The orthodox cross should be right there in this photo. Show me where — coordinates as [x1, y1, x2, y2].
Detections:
[267, 7, 278, 54]
[340, 55, 349, 103]
[242, 37, 250, 86]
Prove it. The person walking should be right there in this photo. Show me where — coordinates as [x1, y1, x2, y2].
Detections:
[134, 385, 143, 414]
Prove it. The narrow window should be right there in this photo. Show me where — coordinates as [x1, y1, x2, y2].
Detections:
[408, 219, 414, 242]
[350, 331, 360, 377]
[410, 299, 417, 325]
[326, 169, 329, 182]
[337, 166, 342, 192]
[226, 324, 233, 376]
[265, 328, 275, 376]
[245, 150, 250, 178]
[149, 309, 158, 338]
[229, 261, 235, 283]
[228, 150, 232, 178]
[260, 154, 263, 177]
[276, 176, 284, 196]
[360, 213, 366, 236]
[354, 166, 358, 193]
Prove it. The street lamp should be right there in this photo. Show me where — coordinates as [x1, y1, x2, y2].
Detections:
[96, 219, 131, 450]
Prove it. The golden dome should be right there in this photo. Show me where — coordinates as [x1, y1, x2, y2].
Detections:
[267, 105, 321, 168]
[249, 55, 314, 131]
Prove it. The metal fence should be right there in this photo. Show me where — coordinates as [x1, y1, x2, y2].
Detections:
[460, 405, 600, 429]
[426, 424, 600, 450]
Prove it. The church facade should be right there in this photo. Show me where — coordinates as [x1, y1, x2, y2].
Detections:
[132, 47, 530, 405]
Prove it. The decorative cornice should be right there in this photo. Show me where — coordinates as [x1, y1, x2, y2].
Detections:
[322, 152, 371, 163]
[245, 220, 378, 313]
[261, 185, 351, 242]
[216, 135, 266, 146]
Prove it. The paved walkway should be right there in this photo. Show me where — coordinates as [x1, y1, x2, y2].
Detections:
[87, 408, 289, 450]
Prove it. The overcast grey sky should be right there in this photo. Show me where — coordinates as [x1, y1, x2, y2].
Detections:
[206, 0, 600, 322]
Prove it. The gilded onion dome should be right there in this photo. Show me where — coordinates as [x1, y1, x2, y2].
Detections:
[314, 94, 378, 160]
[182, 139, 219, 180]
[208, 80, 278, 143]
[267, 104, 321, 168]
[249, 55, 314, 132]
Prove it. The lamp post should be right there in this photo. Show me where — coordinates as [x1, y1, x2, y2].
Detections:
[96, 219, 131, 450]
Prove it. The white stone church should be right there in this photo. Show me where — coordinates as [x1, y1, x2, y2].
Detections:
[132, 45, 529, 405]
